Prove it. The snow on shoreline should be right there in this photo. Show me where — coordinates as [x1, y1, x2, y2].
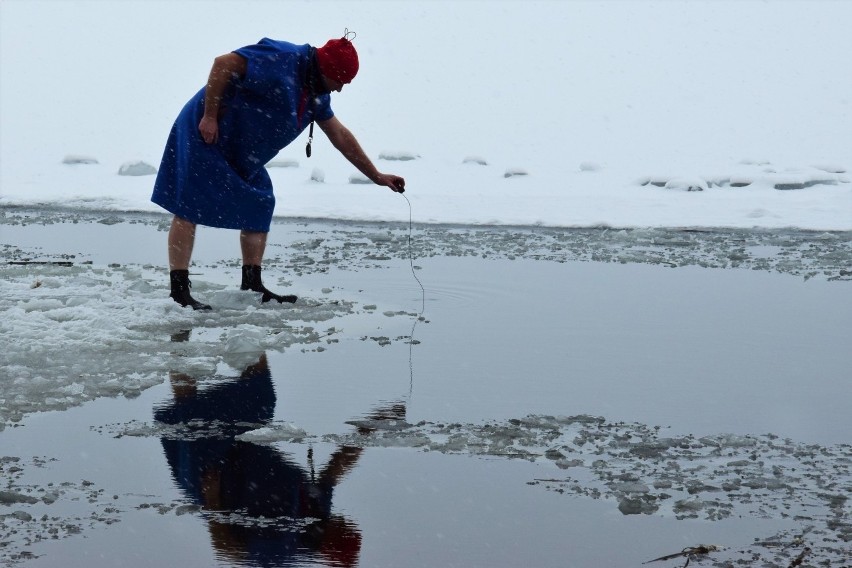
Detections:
[1, 153, 850, 231]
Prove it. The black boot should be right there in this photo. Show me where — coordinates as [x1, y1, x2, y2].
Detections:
[240, 265, 297, 304]
[169, 270, 212, 310]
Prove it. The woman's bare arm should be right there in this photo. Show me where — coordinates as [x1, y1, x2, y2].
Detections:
[318, 116, 405, 192]
[198, 53, 247, 144]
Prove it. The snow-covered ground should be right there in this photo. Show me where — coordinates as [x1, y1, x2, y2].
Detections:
[1, 1, 850, 229]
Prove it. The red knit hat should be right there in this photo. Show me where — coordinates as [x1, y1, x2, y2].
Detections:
[316, 37, 359, 84]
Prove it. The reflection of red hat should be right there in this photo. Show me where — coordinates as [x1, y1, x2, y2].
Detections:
[316, 38, 359, 84]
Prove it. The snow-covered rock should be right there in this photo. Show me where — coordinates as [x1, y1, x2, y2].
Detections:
[62, 154, 98, 165]
[117, 161, 157, 176]
[812, 164, 846, 174]
[379, 151, 419, 161]
[349, 173, 372, 184]
[504, 168, 528, 178]
[462, 155, 488, 165]
[664, 177, 707, 192]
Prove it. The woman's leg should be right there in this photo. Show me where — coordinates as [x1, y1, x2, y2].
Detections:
[167, 216, 210, 310]
[169, 216, 197, 270]
[239, 230, 296, 303]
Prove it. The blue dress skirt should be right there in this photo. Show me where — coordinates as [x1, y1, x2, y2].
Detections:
[151, 39, 333, 232]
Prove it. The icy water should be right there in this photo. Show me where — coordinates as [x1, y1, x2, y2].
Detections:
[1, 207, 850, 567]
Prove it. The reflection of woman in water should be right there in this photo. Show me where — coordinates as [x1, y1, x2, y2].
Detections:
[154, 353, 362, 567]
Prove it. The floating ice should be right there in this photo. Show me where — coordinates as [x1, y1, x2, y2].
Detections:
[222, 325, 266, 353]
[209, 289, 262, 310]
[235, 423, 308, 442]
[100, 408, 852, 560]
[344, 418, 413, 431]
[0, 491, 40, 505]
[0, 254, 356, 423]
[698, 433, 758, 448]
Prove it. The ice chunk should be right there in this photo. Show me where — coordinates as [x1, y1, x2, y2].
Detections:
[698, 433, 757, 448]
[673, 498, 704, 513]
[22, 298, 65, 312]
[348, 173, 372, 184]
[504, 167, 529, 178]
[379, 151, 419, 161]
[555, 458, 584, 469]
[0, 491, 39, 505]
[223, 326, 266, 353]
[210, 290, 262, 309]
[235, 423, 307, 442]
[613, 481, 650, 494]
[60, 382, 85, 395]
[117, 161, 157, 176]
[62, 154, 98, 165]
[773, 173, 839, 190]
[178, 357, 218, 377]
[637, 175, 671, 187]
[618, 496, 659, 515]
[812, 163, 846, 174]
[462, 155, 488, 165]
[345, 418, 412, 432]
[729, 176, 753, 187]
[664, 177, 707, 192]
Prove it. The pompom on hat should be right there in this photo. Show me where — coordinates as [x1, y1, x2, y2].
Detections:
[316, 30, 359, 84]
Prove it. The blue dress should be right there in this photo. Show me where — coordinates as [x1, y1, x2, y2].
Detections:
[151, 39, 334, 232]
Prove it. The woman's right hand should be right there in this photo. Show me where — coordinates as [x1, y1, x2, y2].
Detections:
[198, 116, 219, 144]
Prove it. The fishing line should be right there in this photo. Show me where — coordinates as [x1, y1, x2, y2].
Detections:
[401, 192, 425, 401]
[402, 192, 425, 314]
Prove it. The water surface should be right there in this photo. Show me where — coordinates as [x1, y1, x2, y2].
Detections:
[1, 209, 849, 566]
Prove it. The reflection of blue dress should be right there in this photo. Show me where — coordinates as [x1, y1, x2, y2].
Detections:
[151, 39, 334, 232]
[154, 363, 348, 566]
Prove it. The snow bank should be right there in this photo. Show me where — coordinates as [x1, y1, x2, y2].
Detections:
[2, 154, 848, 230]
